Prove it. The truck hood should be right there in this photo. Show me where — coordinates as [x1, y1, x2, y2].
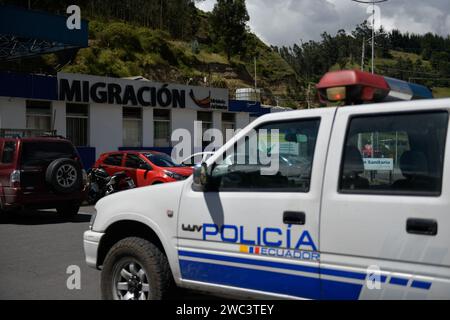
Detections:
[93, 180, 187, 232]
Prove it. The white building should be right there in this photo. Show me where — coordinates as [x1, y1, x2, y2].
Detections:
[0, 72, 270, 167]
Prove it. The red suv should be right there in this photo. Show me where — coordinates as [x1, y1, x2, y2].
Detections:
[0, 137, 87, 217]
[94, 151, 193, 187]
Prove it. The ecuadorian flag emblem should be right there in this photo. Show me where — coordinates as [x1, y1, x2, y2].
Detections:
[240, 246, 261, 254]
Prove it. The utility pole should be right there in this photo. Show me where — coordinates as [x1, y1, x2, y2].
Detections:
[361, 36, 365, 71]
[351, 0, 388, 74]
[160, 0, 163, 30]
[371, 2, 375, 74]
[254, 56, 257, 90]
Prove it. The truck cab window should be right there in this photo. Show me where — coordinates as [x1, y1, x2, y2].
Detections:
[340, 111, 448, 196]
[210, 118, 320, 192]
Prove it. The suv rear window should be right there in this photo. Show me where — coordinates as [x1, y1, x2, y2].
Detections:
[20, 141, 77, 167]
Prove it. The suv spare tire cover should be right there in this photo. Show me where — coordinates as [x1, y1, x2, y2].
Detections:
[46, 158, 82, 194]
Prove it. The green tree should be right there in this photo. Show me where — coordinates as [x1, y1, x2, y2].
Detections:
[210, 0, 250, 61]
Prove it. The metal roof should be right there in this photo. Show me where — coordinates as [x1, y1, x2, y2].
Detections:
[0, 5, 88, 61]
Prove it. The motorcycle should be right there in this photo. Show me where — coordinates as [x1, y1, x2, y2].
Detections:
[86, 167, 136, 205]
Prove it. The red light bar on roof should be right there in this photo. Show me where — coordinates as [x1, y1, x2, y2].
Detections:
[317, 70, 391, 104]
[316, 70, 433, 105]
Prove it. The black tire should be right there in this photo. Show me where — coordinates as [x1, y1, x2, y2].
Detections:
[46, 158, 82, 194]
[56, 202, 80, 218]
[101, 237, 172, 300]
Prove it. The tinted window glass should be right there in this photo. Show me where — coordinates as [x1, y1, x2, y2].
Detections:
[20, 142, 76, 166]
[1, 141, 16, 164]
[125, 154, 145, 169]
[340, 111, 448, 195]
[210, 118, 321, 192]
[104, 154, 123, 166]
[145, 153, 182, 168]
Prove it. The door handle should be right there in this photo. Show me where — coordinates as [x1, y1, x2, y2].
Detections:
[283, 211, 306, 225]
[407, 218, 438, 236]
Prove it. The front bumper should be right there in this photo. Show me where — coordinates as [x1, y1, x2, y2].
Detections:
[83, 230, 105, 269]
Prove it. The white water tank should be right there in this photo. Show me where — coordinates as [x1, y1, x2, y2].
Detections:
[236, 88, 261, 102]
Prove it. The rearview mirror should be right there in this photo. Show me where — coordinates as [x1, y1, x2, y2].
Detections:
[193, 162, 209, 191]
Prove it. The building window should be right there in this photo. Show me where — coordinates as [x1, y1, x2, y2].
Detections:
[222, 113, 236, 142]
[66, 103, 89, 147]
[26, 100, 52, 131]
[123, 107, 143, 147]
[154, 109, 171, 148]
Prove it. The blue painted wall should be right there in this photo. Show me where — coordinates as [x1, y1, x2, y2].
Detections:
[0, 72, 57, 100]
[76, 147, 96, 170]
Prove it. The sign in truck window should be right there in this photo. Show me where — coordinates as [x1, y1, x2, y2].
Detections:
[363, 158, 394, 171]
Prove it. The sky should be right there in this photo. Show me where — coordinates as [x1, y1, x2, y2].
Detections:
[196, 0, 450, 46]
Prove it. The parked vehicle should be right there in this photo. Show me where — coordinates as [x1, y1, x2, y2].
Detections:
[0, 137, 86, 217]
[93, 151, 193, 188]
[86, 167, 136, 205]
[181, 152, 215, 167]
[85, 98, 450, 300]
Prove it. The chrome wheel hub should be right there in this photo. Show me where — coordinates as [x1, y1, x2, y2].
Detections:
[56, 164, 77, 187]
[113, 261, 150, 300]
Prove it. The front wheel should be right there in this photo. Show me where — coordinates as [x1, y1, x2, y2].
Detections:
[101, 237, 172, 300]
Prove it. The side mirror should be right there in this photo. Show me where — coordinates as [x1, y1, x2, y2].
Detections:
[193, 162, 209, 191]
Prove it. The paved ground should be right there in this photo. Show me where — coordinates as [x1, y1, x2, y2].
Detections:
[0, 206, 101, 300]
[0, 206, 214, 300]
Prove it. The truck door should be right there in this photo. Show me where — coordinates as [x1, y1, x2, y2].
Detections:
[321, 101, 450, 300]
[177, 108, 335, 299]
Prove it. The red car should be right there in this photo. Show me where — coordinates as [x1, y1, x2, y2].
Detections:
[94, 151, 193, 187]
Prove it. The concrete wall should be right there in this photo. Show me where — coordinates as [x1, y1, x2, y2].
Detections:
[170, 108, 197, 156]
[142, 107, 154, 147]
[0, 97, 26, 129]
[89, 103, 122, 157]
[52, 101, 66, 137]
[236, 112, 250, 129]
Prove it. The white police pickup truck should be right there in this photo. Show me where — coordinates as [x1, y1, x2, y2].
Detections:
[84, 98, 450, 300]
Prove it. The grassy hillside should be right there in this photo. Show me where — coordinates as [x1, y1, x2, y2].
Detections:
[60, 17, 297, 106]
